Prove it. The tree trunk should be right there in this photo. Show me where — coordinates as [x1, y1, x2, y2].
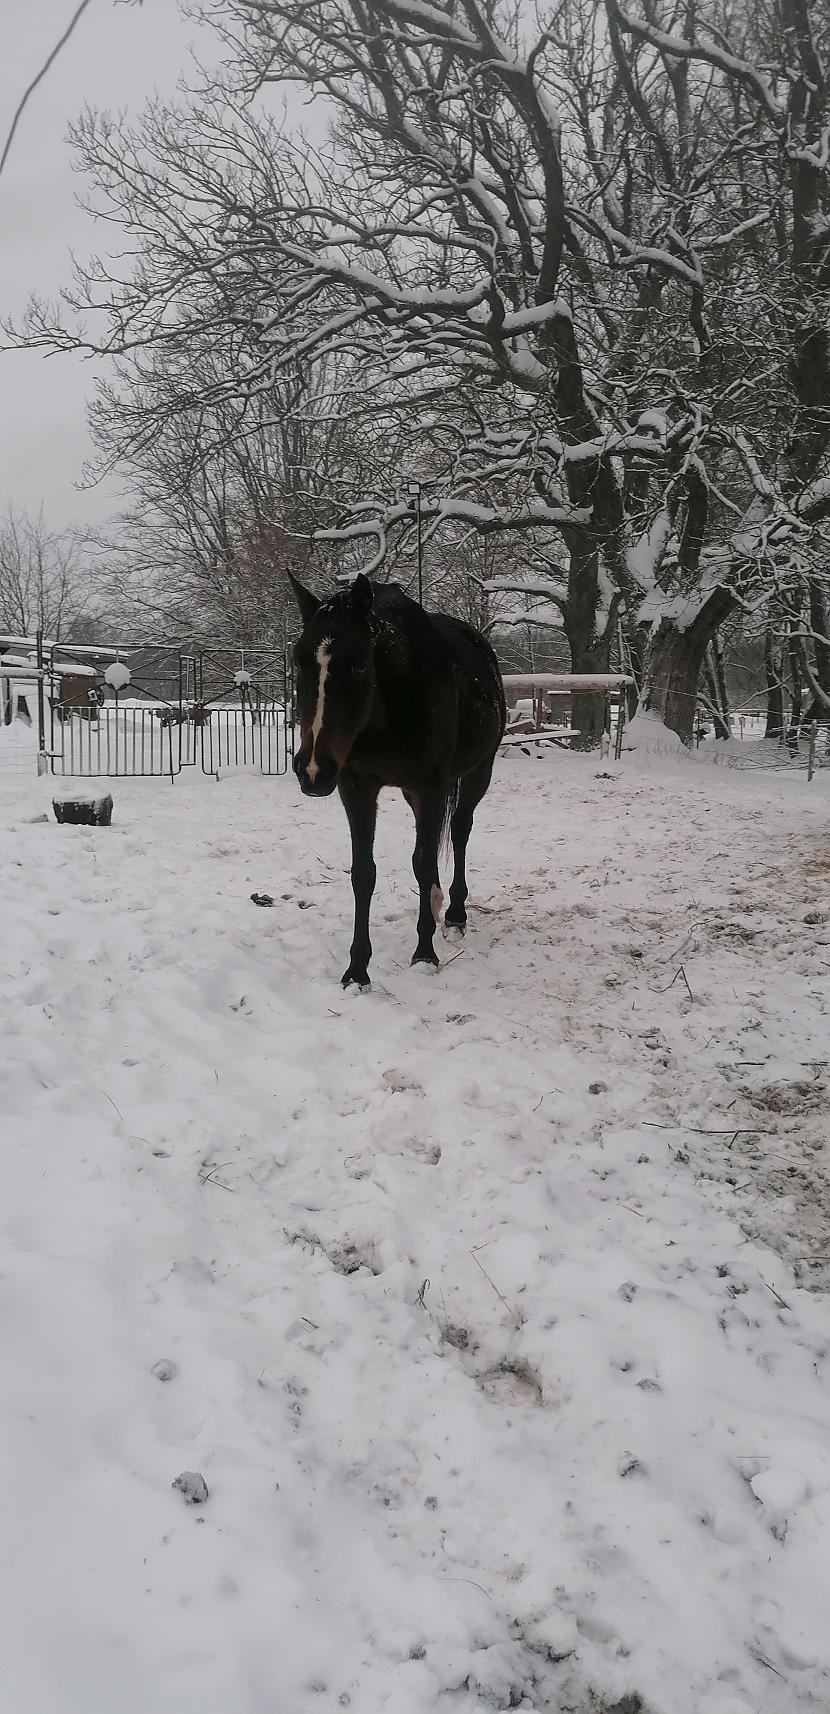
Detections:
[809, 575, 830, 701]
[764, 628, 785, 740]
[562, 538, 612, 745]
[704, 639, 731, 740]
[641, 589, 734, 745]
[711, 635, 731, 737]
[620, 615, 643, 720]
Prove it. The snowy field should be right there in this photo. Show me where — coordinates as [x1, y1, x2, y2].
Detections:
[2, 740, 830, 1714]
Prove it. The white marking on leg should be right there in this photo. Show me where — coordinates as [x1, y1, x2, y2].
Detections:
[430, 884, 444, 923]
[306, 640, 331, 781]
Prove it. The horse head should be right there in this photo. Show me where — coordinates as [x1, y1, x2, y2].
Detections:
[288, 571, 376, 796]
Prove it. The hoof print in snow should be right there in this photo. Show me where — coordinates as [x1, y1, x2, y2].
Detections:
[617, 1451, 645, 1479]
[589, 1080, 608, 1095]
[250, 892, 274, 907]
[172, 1470, 209, 1505]
[514, 1610, 578, 1664]
[152, 1358, 178, 1382]
[291, 1229, 381, 1277]
[743, 1078, 824, 1116]
[327, 1241, 379, 1276]
[749, 1466, 807, 1537]
[53, 793, 113, 827]
[479, 1359, 543, 1406]
[618, 1281, 638, 1302]
[442, 1323, 471, 1352]
[382, 1067, 424, 1095]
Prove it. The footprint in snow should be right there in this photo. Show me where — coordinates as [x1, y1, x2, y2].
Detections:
[477, 1359, 544, 1407]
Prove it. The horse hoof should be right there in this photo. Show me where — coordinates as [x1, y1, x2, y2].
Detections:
[411, 949, 440, 969]
[443, 919, 466, 940]
[342, 967, 371, 990]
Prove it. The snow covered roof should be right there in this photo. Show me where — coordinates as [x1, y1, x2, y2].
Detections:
[1, 651, 97, 677]
[53, 659, 98, 678]
[0, 652, 38, 670]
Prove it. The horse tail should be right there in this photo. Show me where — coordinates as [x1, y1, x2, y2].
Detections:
[439, 779, 459, 856]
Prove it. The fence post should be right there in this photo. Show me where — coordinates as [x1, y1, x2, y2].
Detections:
[35, 628, 47, 768]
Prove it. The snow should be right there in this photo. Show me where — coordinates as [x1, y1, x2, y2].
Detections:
[623, 709, 688, 753]
[2, 750, 830, 1714]
[626, 512, 672, 592]
[799, 474, 830, 519]
[105, 661, 132, 691]
[56, 660, 98, 679]
[636, 584, 708, 632]
[635, 409, 667, 439]
[502, 673, 631, 692]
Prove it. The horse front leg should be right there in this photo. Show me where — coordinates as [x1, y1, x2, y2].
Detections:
[410, 790, 446, 967]
[338, 772, 380, 988]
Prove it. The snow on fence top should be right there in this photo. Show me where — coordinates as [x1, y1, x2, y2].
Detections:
[501, 673, 633, 692]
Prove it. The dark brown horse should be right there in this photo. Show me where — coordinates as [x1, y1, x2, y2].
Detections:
[288, 572, 505, 987]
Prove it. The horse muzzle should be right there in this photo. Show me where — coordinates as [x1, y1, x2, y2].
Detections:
[294, 752, 339, 797]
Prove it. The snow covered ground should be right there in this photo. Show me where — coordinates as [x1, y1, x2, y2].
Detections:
[1, 739, 829, 1714]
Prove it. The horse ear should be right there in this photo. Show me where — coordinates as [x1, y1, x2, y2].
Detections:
[286, 569, 320, 627]
[350, 573, 374, 616]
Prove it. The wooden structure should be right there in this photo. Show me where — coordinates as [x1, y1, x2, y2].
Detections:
[1, 646, 100, 726]
[1, 651, 40, 727]
[501, 673, 633, 749]
[55, 661, 99, 714]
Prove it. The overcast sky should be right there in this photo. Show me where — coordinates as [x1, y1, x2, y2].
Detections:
[0, 0, 201, 530]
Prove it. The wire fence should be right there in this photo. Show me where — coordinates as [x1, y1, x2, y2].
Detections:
[696, 711, 830, 774]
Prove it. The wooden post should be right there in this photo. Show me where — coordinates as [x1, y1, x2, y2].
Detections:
[807, 720, 818, 783]
[614, 690, 626, 760]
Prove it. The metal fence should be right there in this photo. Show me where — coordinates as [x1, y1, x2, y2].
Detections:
[1, 633, 295, 781]
[192, 646, 292, 777]
[50, 703, 197, 780]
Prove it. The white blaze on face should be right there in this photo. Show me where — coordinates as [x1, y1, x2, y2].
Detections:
[306, 639, 332, 781]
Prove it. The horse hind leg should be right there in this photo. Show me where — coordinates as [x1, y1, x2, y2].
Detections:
[445, 757, 494, 933]
[410, 791, 447, 967]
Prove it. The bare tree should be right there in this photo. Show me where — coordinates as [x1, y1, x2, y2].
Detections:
[1, 0, 94, 184]
[0, 507, 97, 638]
[7, 0, 829, 739]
